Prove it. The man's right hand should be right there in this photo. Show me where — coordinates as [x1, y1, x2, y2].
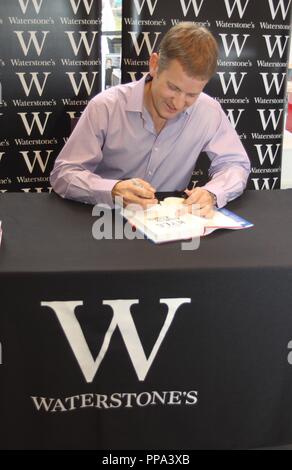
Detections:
[112, 178, 158, 209]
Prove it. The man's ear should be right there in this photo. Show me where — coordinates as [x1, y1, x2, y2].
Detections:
[149, 53, 159, 77]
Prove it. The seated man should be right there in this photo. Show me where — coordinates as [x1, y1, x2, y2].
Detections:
[50, 22, 250, 217]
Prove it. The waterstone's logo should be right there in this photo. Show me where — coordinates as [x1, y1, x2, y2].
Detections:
[31, 390, 198, 413]
[31, 298, 198, 413]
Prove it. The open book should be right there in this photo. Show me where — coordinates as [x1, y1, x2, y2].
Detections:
[122, 201, 253, 244]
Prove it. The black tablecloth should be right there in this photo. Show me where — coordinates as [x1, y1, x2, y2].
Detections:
[0, 190, 292, 449]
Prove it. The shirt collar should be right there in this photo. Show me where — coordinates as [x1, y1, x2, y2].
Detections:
[125, 75, 148, 113]
[125, 74, 195, 116]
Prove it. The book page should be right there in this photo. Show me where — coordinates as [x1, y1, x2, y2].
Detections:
[204, 211, 243, 228]
[122, 204, 253, 243]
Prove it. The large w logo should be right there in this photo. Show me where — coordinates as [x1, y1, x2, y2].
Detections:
[223, 0, 250, 17]
[260, 73, 286, 95]
[69, 0, 95, 15]
[20, 150, 53, 173]
[41, 298, 190, 382]
[65, 31, 99, 56]
[268, 0, 292, 20]
[219, 34, 250, 58]
[16, 72, 51, 97]
[18, 0, 44, 14]
[66, 72, 99, 96]
[179, 0, 205, 16]
[254, 143, 281, 165]
[217, 72, 247, 95]
[133, 0, 159, 15]
[257, 108, 283, 130]
[128, 32, 161, 56]
[263, 35, 290, 58]
[18, 112, 52, 135]
[14, 31, 49, 56]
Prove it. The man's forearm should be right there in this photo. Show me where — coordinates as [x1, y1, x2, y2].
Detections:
[50, 164, 118, 206]
[203, 163, 250, 208]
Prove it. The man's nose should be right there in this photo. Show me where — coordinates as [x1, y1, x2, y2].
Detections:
[173, 92, 186, 110]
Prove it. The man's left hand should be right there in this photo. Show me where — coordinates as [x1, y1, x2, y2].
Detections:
[183, 188, 216, 218]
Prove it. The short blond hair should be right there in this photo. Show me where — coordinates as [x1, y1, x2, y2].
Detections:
[158, 22, 218, 80]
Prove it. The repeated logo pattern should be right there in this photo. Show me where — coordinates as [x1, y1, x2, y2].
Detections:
[0, 0, 102, 193]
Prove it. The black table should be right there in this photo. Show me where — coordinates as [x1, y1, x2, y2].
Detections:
[0, 190, 292, 450]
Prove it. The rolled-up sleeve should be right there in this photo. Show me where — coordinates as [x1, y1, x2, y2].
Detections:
[202, 105, 251, 208]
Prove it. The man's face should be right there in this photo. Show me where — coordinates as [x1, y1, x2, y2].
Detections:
[148, 56, 208, 121]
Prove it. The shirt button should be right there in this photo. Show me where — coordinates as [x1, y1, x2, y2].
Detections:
[149, 171, 152, 175]
[154, 147, 158, 151]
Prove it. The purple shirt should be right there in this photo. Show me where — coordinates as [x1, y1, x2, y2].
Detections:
[50, 76, 250, 208]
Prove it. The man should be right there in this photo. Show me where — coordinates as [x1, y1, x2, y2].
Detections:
[50, 22, 250, 217]
[105, 57, 113, 89]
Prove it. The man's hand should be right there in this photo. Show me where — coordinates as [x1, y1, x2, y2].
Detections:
[112, 178, 158, 209]
[183, 188, 216, 218]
